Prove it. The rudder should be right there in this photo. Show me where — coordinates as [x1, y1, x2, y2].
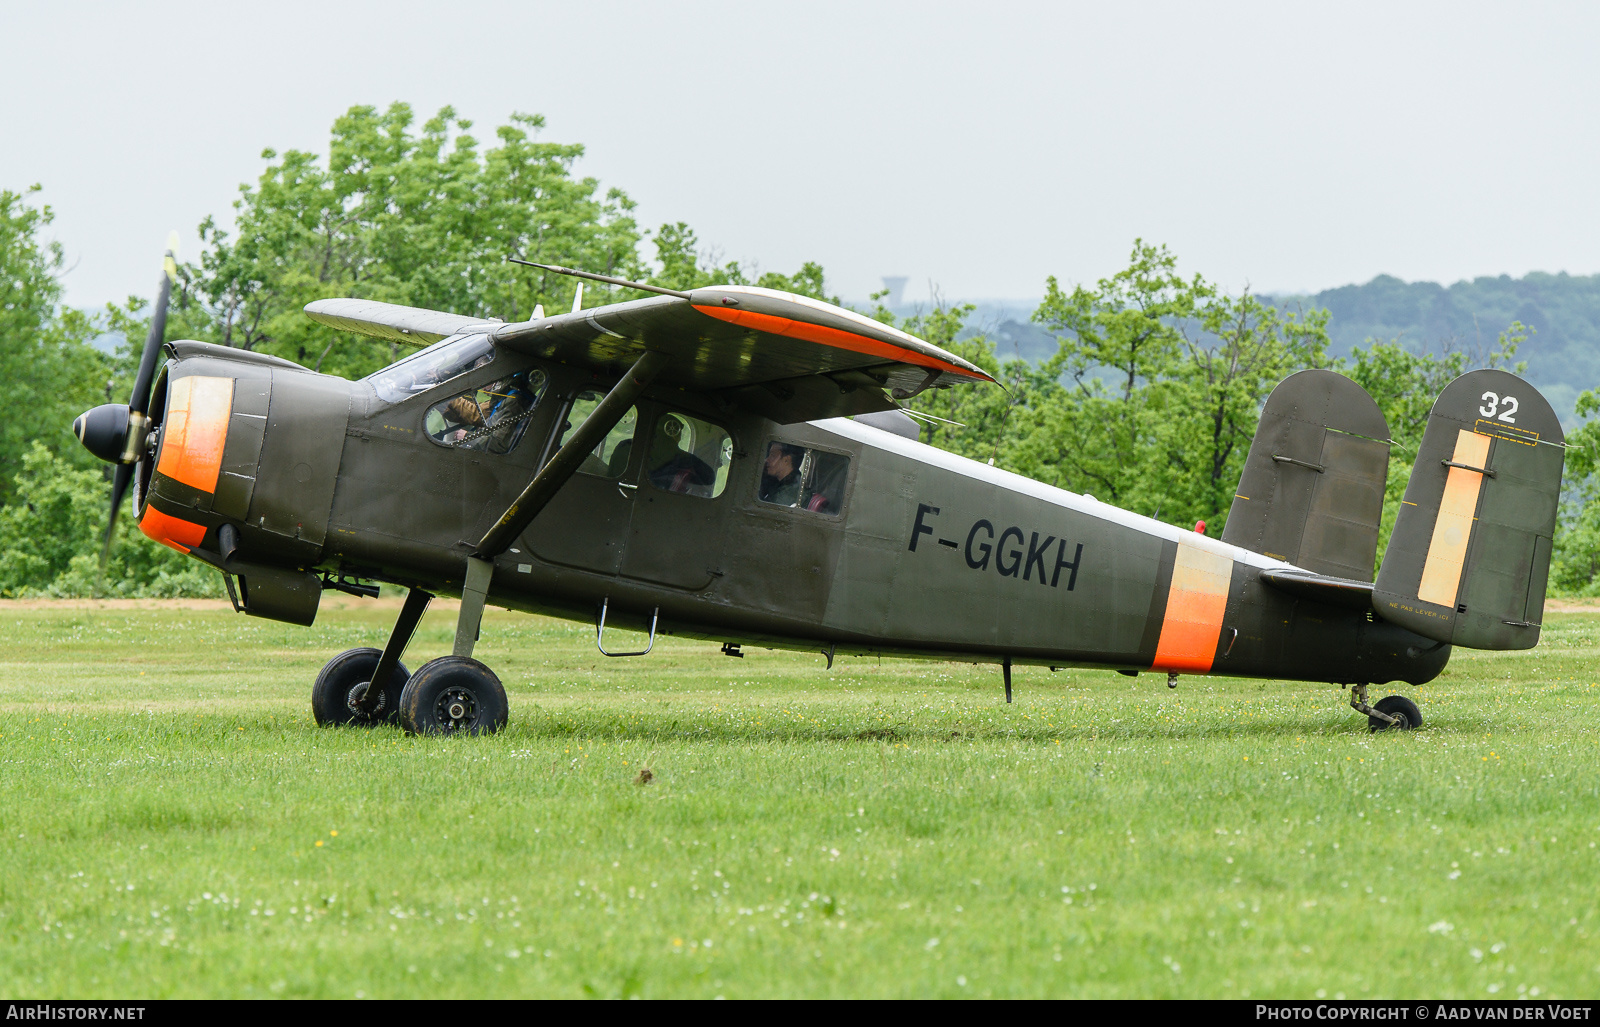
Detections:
[1222, 369, 1390, 581]
[1372, 369, 1565, 650]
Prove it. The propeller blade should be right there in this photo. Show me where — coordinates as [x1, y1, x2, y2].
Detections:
[128, 233, 179, 416]
[100, 463, 135, 572]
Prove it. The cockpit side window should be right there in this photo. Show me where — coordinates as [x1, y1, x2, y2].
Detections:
[424, 368, 549, 454]
[364, 333, 495, 404]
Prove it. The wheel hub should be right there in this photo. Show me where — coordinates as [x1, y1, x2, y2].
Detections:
[345, 681, 386, 717]
[437, 686, 478, 729]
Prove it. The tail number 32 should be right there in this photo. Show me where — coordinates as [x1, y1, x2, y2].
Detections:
[1480, 392, 1519, 423]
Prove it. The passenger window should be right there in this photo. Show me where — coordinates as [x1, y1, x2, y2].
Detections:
[560, 390, 638, 478]
[424, 368, 548, 453]
[644, 413, 732, 499]
[759, 442, 850, 516]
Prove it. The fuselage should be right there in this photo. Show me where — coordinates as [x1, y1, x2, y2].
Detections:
[135, 339, 1450, 688]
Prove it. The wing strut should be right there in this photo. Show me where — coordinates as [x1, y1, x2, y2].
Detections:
[448, 349, 671, 660]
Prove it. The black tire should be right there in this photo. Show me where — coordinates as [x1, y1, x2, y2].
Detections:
[311, 647, 410, 727]
[1370, 694, 1422, 732]
[399, 656, 508, 736]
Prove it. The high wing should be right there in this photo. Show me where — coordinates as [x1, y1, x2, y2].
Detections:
[300, 298, 504, 346]
[305, 284, 995, 423]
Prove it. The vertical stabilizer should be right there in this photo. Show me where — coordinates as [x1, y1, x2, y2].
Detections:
[1222, 370, 1390, 580]
[1372, 369, 1565, 650]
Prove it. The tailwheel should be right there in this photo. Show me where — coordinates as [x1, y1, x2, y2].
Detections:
[1350, 683, 1421, 732]
[312, 647, 410, 727]
[399, 656, 508, 736]
[1369, 694, 1422, 733]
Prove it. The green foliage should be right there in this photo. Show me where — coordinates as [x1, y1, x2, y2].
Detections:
[1551, 388, 1600, 594]
[893, 304, 1017, 464]
[1300, 270, 1600, 418]
[169, 104, 642, 379]
[0, 443, 221, 597]
[1336, 322, 1528, 561]
[649, 220, 834, 301]
[909, 241, 1329, 534]
[0, 187, 113, 502]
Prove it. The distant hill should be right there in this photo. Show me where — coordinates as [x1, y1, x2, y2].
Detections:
[1267, 272, 1600, 423]
[865, 272, 1600, 423]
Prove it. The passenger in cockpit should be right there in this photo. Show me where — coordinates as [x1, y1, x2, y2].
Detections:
[759, 442, 804, 507]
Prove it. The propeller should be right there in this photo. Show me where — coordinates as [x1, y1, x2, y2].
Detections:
[72, 233, 179, 569]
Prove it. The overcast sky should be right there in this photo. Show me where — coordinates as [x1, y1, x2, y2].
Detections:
[3, 1, 1597, 309]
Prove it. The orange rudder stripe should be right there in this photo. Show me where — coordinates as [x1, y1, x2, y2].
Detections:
[1152, 543, 1233, 673]
[155, 375, 234, 494]
[1417, 429, 1492, 608]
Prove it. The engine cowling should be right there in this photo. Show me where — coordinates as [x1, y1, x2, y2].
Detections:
[77, 343, 353, 626]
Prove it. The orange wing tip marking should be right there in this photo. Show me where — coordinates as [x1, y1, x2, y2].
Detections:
[156, 375, 234, 493]
[139, 506, 206, 553]
[1151, 543, 1233, 673]
[692, 304, 995, 383]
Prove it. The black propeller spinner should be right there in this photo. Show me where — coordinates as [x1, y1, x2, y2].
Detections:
[73, 238, 178, 567]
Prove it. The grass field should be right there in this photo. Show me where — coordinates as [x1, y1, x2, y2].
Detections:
[1, 597, 1598, 999]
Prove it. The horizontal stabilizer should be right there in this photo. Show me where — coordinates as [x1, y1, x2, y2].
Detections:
[1372, 368, 1565, 650]
[1259, 568, 1375, 611]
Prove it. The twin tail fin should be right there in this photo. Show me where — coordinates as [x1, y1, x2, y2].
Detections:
[1233, 368, 1567, 652]
[1372, 369, 1565, 650]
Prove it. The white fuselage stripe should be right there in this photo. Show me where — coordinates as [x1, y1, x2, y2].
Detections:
[810, 417, 1299, 574]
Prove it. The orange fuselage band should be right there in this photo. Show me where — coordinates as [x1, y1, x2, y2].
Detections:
[1151, 542, 1234, 673]
[155, 375, 234, 494]
[692, 305, 994, 382]
[1417, 429, 1492, 608]
[138, 505, 207, 553]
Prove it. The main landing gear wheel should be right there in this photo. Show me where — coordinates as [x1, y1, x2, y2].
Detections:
[399, 656, 508, 736]
[1369, 694, 1422, 733]
[311, 647, 411, 727]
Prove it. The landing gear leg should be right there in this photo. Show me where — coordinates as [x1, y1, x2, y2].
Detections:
[398, 557, 508, 736]
[452, 557, 493, 659]
[350, 587, 432, 717]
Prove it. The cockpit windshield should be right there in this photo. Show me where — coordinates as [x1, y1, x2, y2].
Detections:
[364, 333, 495, 404]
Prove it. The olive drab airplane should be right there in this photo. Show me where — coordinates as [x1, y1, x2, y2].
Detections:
[73, 249, 1567, 736]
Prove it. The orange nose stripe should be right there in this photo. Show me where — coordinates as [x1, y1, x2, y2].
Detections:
[138, 505, 207, 553]
[156, 375, 234, 493]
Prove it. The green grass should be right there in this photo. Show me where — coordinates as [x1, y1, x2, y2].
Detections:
[2, 597, 1598, 999]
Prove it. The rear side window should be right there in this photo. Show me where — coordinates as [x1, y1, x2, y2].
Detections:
[759, 442, 850, 515]
[644, 413, 733, 499]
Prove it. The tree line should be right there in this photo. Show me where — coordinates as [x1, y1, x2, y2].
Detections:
[3, 102, 1599, 597]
